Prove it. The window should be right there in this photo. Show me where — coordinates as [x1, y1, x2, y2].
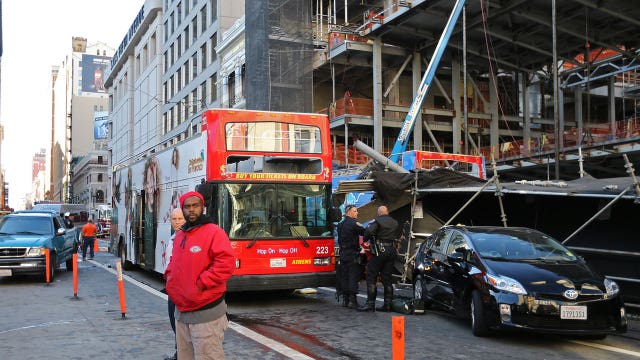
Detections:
[200, 44, 207, 68]
[192, 17, 198, 43]
[98, 156, 103, 164]
[192, 53, 198, 79]
[225, 122, 322, 153]
[210, 34, 217, 62]
[192, 89, 198, 113]
[164, 51, 169, 72]
[446, 232, 469, 255]
[222, 184, 331, 239]
[228, 72, 235, 106]
[200, 5, 207, 33]
[176, 3, 182, 27]
[164, 20, 169, 42]
[241, 64, 246, 98]
[96, 190, 104, 203]
[201, 82, 207, 107]
[430, 230, 451, 253]
[163, 113, 168, 134]
[98, 174, 103, 182]
[210, 74, 217, 102]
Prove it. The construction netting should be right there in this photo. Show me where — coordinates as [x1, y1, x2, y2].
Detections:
[245, 0, 314, 113]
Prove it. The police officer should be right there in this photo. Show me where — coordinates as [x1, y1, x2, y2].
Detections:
[358, 205, 399, 312]
[336, 205, 365, 309]
[63, 212, 74, 229]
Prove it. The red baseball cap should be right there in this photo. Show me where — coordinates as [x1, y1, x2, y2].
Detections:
[180, 191, 205, 208]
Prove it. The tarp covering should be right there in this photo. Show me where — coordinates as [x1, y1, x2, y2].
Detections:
[370, 168, 486, 203]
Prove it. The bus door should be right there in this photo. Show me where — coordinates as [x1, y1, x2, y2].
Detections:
[136, 189, 157, 270]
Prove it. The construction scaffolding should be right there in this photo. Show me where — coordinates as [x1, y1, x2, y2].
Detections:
[246, 0, 314, 113]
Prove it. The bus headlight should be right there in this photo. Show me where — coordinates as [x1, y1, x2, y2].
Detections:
[314, 257, 331, 266]
[26, 247, 47, 257]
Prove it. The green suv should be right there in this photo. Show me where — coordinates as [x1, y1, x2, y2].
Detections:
[0, 210, 78, 281]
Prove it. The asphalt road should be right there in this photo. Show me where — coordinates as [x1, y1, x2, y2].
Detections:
[1, 248, 639, 360]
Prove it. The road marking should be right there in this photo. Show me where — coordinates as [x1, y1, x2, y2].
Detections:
[570, 340, 640, 358]
[0, 319, 87, 335]
[93, 260, 314, 359]
[228, 322, 314, 360]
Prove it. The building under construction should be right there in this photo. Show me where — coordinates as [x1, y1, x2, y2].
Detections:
[240, 0, 640, 306]
[243, 0, 640, 181]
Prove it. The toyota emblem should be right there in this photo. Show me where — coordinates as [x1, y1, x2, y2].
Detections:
[563, 289, 579, 300]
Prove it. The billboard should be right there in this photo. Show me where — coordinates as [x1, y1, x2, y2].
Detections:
[81, 54, 111, 93]
[94, 111, 109, 140]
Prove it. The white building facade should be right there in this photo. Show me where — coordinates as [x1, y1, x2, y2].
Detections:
[107, 1, 164, 169]
[108, 0, 245, 169]
[160, 0, 244, 148]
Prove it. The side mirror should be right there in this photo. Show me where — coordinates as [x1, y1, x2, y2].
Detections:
[447, 252, 465, 263]
[56, 228, 66, 236]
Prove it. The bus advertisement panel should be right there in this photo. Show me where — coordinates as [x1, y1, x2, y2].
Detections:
[110, 109, 336, 291]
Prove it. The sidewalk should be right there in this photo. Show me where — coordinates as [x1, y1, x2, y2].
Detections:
[0, 254, 299, 360]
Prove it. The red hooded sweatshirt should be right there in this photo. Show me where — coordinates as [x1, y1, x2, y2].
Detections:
[165, 220, 235, 312]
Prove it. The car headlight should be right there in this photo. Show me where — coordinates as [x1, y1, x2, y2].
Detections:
[604, 278, 620, 296]
[486, 274, 527, 295]
[26, 247, 46, 256]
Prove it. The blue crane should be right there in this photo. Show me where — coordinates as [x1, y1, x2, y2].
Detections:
[388, 0, 468, 163]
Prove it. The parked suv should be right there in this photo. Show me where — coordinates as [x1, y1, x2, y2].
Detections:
[0, 210, 78, 281]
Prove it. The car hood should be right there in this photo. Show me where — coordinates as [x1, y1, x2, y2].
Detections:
[485, 259, 606, 293]
[0, 234, 50, 247]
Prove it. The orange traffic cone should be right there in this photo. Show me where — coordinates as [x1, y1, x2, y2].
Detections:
[94, 238, 100, 252]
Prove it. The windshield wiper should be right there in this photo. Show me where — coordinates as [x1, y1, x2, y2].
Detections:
[15, 231, 42, 235]
[289, 226, 310, 247]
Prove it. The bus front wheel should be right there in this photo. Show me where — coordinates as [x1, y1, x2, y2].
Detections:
[118, 243, 133, 270]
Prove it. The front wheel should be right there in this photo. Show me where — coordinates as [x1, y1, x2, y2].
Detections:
[65, 257, 74, 271]
[471, 290, 490, 337]
[413, 274, 431, 313]
[119, 243, 133, 270]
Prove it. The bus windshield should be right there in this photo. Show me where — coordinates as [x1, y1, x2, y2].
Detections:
[221, 183, 332, 239]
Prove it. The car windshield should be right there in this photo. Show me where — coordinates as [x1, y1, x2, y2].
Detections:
[469, 228, 578, 261]
[0, 216, 53, 235]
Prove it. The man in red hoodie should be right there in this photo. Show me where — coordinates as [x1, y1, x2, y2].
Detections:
[165, 191, 235, 360]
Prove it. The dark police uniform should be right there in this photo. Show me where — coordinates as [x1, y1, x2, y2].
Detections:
[336, 214, 364, 308]
[358, 213, 399, 312]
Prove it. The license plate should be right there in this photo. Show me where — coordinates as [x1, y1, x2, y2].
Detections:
[270, 258, 286, 268]
[0, 269, 12, 276]
[561, 305, 587, 320]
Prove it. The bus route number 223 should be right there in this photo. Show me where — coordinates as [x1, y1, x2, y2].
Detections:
[316, 246, 330, 255]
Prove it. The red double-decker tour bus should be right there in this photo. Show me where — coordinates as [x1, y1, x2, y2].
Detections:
[110, 109, 336, 291]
